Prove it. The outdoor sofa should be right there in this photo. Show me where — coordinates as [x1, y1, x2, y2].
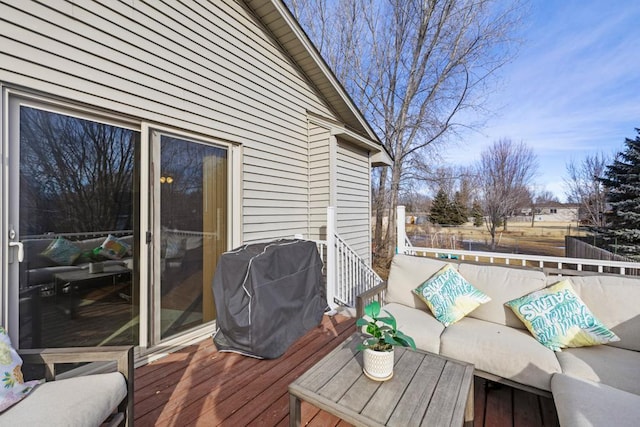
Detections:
[18, 235, 134, 345]
[20, 235, 134, 290]
[357, 254, 640, 427]
[21, 231, 200, 289]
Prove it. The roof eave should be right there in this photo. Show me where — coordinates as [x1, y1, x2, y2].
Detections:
[243, 0, 382, 148]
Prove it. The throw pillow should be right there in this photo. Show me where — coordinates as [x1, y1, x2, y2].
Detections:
[505, 279, 620, 351]
[96, 235, 131, 260]
[164, 235, 185, 259]
[413, 264, 491, 327]
[0, 327, 41, 412]
[40, 237, 82, 266]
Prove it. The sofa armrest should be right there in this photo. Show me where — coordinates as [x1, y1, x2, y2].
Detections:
[356, 282, 388, 318]
[19, 346, 133, 427]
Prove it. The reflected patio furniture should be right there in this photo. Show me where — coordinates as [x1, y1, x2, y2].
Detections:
[18, 285, 43, 347]
[54, 265, 132, 319]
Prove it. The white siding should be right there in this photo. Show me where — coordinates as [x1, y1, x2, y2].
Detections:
[0, 0, 337, 242]
[308, 123, 331, 240]
[336, 141, 371, 262]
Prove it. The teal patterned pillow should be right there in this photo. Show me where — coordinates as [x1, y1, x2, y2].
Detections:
[413, 264, 491, 326]
[96, 235, 131, 260]
[40, 237, 82, 266]
[0, 327, 41, 412]
[506, 279, 620, 351]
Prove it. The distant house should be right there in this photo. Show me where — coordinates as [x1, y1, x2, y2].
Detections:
[1, 1, 389, 356]
[521, 203, 579, 222]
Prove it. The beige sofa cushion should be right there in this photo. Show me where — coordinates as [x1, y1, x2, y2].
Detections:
[552, 374, 640, 427]
[556, 345, 640, 395]
[382, 302, 444, 354]
[556, 275, 640, 352]
[1, 372, 126, 425]
[458, 263, 546, 329]
[386, 255, 456, 309]
[440, 317, 561, 391]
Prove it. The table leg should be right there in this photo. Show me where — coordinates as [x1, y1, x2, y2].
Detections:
[68, 283, 79, 319]
[464, 380, 474, 427]
[289, 393, 301, 427]
[56, 279, 78, 319]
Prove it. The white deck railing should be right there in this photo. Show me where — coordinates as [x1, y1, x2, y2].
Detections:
[333, 234, 383, 306]
[396, 206, 639, 277]
[323, 207, 383, 309]
[399, 246, 640, 276]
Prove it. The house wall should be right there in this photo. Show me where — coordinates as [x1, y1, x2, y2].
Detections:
[336, 141, 371, 263]
[0, 0, 365, 244]
[533, 208, 579, 222]
[308, 123, 331, 241]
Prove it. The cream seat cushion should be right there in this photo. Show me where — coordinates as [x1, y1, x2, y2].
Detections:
[458, 263, 546, 328]
[1, 372, 126, 426]
[440, 317, 561, 391]
[551, 374, 640, 427]
[563, 275, 640, 352]
[556, 345, 640, 395]
[381, 302, 444, 354]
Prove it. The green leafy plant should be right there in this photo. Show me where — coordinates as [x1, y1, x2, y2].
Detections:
[356, 301, 416, 352]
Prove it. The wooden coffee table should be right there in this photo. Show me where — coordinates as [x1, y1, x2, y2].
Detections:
[289, 333, 474, 427]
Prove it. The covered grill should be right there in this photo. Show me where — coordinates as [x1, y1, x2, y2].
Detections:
[212, 239, 326, 359]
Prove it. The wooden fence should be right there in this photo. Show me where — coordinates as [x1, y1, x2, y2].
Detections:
[565, 236, 639, 275]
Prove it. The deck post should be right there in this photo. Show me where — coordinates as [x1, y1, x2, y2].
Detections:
[326, 206, 338, 313]
[397, 205, 406, 254]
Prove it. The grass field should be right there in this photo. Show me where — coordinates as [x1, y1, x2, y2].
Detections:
[406, 220, 589, 258]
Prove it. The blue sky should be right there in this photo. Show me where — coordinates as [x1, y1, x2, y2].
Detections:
[445, 0, 640, 201]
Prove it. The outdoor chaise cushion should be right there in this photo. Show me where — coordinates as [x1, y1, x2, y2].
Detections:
[440, 317, 561, 391]
[458, 263, 546, 329]
[381, 302, 444, 354]
[556, 345, 640, 395]
[1, 372, 127, 425]
[551, 373, 640, 427]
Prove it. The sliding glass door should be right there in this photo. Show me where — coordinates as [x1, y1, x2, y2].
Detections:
[4, 94, 232, 352]
[6, 97, 139, 348]
[151, 131, 227, 341]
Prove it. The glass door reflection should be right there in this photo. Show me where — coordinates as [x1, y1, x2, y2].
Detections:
[158, 134, 227, 340]
[15, 104, 139, 348]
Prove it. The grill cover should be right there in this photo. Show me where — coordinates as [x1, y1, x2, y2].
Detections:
[212, 239, 326, 359]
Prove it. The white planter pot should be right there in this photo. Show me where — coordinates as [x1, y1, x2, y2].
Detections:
[363, 348, 394, 381]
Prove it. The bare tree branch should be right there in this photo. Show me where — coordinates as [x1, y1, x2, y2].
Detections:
[286, 0, 525, 258]
[477, 138, 538, 248]
[564, 153, 610, 227]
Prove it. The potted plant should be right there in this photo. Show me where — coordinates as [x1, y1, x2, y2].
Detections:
[356, 300, 416, 381]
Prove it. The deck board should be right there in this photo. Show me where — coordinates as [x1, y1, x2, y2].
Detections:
[134, 314, 559, 426]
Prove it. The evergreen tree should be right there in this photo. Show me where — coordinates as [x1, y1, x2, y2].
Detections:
[450, 191, 469, 225]
[599, 129, 640, 260]
[471, 201, 484, 227]
[430, 189, 450, 225]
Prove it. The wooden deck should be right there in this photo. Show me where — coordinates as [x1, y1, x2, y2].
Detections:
[134, 314, 559, 426]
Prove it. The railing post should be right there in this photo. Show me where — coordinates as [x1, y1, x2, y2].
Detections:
[397, 205, 406, 254]
[326, 206, 338, 314]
